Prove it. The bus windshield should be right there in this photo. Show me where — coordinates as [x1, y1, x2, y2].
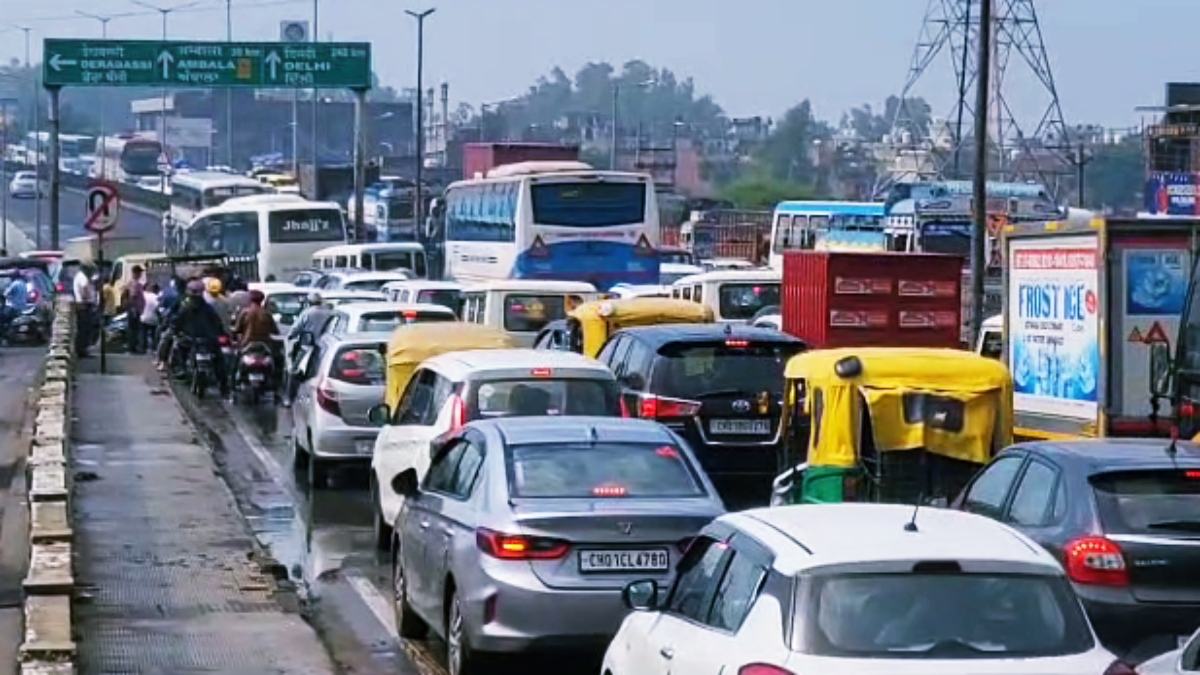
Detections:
[122, 143, 161, 175]
[919, 221, 971, 256]
[385, 197, 414, 220]
[530, 182, 646, 227]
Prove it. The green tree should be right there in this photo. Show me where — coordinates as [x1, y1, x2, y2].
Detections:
[719, 173, 816, 209]
[1085, 138, 1144, 211]
[753, 100, 830, 185]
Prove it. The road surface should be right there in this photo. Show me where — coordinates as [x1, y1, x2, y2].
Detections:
[1, 179, 163, 252]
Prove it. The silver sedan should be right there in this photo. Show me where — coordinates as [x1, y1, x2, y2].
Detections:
[388, 416, 725, 674]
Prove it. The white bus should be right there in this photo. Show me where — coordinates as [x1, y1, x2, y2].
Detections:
[768, 200, 886, 268]
[167, 195, 348, 281]
[166, 171, 271, 239]
[93, 133, 163, 183]
[438, 161, 660, 289]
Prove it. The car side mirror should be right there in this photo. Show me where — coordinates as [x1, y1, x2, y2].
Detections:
[622, 372, 646, 390]
[391, 468, 419, 498]
[925, 496, 949, 508]
[367, 404, 390, 427]
[621, 579, 659, 611]
[1150, 342, 1172, 398]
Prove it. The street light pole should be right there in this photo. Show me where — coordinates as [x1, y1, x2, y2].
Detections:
[311, 0, 319, 190]
[1067, 142, 1095, 207]
[226, 0, 234, 168]
[406, 8, 435, 237]
[610, 85, 618, 170]
[968, 0, 993, 348]
[17, 27, 44, 247]
[76, 12, 112, 175]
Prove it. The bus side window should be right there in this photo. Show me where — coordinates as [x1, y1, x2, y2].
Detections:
[693, 285, 703, 303]
[682, 287, 692, 301]
[335, 256, 348, 267]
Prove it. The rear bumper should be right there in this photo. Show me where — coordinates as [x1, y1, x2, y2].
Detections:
[1078, 587, 1200, 646]
[312, 423, 379, 460]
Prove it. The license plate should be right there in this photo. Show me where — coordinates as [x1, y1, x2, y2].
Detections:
[17, 326, 28, 332]
[579, 548, 669, 573]
[710, 419, 771, 434]
[249, 374, 264, 382]
[195, 354, 212, 361]
[355, 440, 374, 455]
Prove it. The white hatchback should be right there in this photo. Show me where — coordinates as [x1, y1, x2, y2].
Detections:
[603, 503, 1122, 675]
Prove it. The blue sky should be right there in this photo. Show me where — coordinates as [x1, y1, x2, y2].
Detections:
[3, 0, 1198, 127]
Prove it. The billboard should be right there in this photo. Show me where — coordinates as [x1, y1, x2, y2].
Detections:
[1144, 172, 1200, 217]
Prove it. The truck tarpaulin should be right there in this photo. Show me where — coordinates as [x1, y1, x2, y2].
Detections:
[1144, 172, 1200, 216]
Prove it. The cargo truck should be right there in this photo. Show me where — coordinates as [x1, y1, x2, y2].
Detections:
[462, 142, 579, 180]
[781, 250, 966, 350]
[1001, 212, 1200, 441]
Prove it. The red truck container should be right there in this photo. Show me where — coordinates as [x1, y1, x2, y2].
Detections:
[462, 143, 580, 180]
[782, 250, 965, 349]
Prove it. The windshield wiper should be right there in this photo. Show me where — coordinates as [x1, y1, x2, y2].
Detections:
[1145, 519, 1200, 532]
[887, 639, 1004, 655]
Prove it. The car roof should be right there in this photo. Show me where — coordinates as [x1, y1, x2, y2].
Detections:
[320, 289, 386, 299]
[1015, 438, 1200, 471]
[339, 271, 411, 281]
[424, 348, 612, 378]
[381, 279, 463, 291]
[462, 279, 598, 293]
[613, 323, 804, 348]
[475, 416, 674, 448]
[334, 301, 453, 317]
[725, 504, 1056, 575]
[674, 269, 781, 285]
[322, 333, 391, 350]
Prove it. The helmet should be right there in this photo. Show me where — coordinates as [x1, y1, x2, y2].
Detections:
[206, 277, 223, 295]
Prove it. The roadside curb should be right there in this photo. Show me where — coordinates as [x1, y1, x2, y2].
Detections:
[19, 298, 77, 673]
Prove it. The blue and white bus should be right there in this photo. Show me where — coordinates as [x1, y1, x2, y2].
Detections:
[347, 183, 416, 242]
[769, 200, 886, 268]
[441, 161, 659, 289]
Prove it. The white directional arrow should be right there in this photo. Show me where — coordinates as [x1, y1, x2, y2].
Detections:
[156, 50, 175, 79]
[264, 51, 282, 80]
[48, 54, 78, 72]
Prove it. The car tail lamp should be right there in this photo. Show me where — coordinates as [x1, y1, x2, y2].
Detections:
[476, 528, 568, 561]
[592, 484, 628, 497]
[316, 379, 341, 417]
[55, 283, 65, 293]
[448, 394, 466, 431]
[1064, 536, 1128, 586]
[242, 354, 270, 367]
[218, 335, 230, 346]
[639, 394, 702, 420]
[1102, 660, 1137, 675]
[1182, 401, 1197, 418]
[738, 665, 794, 675]
[725, 339, 749, 348]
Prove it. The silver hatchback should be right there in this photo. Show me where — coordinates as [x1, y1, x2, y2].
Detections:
[292, 333, 389, 485]
[388, 416, 725, 673]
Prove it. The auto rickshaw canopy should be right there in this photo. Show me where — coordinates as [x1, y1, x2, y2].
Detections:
[384, 323, 515, 409]
[785, 347, 1014, 468]
[568, 297, 715, 357]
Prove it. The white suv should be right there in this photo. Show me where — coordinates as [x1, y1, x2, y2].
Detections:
[603, 503, 1124, 675]
[366, 348, 623, 549]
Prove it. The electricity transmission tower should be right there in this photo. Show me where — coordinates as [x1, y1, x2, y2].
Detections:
[875, 0, 1071, 197]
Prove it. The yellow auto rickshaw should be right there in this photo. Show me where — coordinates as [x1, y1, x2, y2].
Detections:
[565, 297, 715, 358]
[772, 347, 1013, 506]
[383, 323, 515, 410]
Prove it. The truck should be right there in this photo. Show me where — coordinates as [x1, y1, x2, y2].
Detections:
[299, 163, 382, 203]
[462, 142, 579, 181]
[781, 250, 966, 350]
[1002, 211, 1200, 441]
[679, 209, 773, 263]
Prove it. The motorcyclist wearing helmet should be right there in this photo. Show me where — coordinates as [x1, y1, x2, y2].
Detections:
[170, 280, 231, 397]
[204, 277, 236, 328]
[230, 290, 282, 395]
[280, 291, 329, 407]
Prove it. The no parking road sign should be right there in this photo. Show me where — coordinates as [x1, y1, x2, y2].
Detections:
[85, 182, 120, 234]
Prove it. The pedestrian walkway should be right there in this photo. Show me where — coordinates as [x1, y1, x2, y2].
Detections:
[71, 355, 336, 675]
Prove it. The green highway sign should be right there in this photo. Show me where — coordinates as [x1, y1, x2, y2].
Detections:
[42, 39, 372, 88]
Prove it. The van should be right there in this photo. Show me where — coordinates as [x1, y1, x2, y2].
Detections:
[311, 243, 427, 278]
[459, 280, 602, 347]
[669, 268, 781, 323]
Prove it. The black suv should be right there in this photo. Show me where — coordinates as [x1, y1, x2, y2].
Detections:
[595, 324, 805, 508]
[954, 439, 1200, 660]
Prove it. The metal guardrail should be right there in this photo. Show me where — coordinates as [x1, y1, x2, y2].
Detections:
[7, 161, 167, 211]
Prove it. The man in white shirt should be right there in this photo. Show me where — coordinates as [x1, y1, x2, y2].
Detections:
[73, 265, 97, 357]
[140, 282, 160, 352]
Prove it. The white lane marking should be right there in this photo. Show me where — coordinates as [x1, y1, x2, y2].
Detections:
[346, 572, 396, 637]
[225, 404, 292, 488]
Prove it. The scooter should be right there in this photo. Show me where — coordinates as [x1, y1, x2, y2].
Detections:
[8, 306, 47, 344]
[236, 341, 275, 404]
[189, 340, 218, 398]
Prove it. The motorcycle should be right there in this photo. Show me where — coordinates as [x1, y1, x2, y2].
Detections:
[8, 306, 47, 344]
[189, 340, 218, 398]
[219, 334, 236, 379]
[236, 341, 275, 403]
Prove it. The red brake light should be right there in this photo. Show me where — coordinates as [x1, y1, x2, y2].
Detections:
[476, 528, 568, 560]
[530, 367, 552, 377]
[449, 394, 466, 431]
[1064, 536, 1128, 586]
[55, 283, 65, 293]
[725, 339, 749, 347]
[402, 310, 417, 320]
[592, 484, 628, 497]
[1102, 660, 1137, 675]
[738, 666, 794, 675]
[316, 379, 341, 416]
[1182, 401, 1196, 417]
[1187, 471, 1200, 480]
[218, 335, 230, 346]
[639, 394, 702, 419]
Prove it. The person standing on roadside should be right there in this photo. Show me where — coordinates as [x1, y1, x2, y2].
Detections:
[73, 264, 97, 357]
[141, 282, 160, 353]
[126, 265, 147, 354]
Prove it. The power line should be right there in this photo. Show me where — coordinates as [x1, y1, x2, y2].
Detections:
[4, 0, 310, 25]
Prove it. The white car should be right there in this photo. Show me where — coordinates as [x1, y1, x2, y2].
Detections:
[659, 262, 704, 286]
[751, 313, 782, 330]
[380, 279, 464, 312]
[315, 270, 411, 293]
[317, 301, 456, 339]
[366, 348, 622, 550]
[608, 283, 671, 299]
[603, 503, 1121, 675]
[1137, 626, 1200, 673]
[8, 171, 39, 198]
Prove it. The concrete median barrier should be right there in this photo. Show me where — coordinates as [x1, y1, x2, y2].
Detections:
[18, 298, 77, 674]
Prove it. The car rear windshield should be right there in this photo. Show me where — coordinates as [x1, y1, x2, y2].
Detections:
[356, 310, 453, 332]
[329, 344, 386, 385]
[470, 378, 621, 419]
[416, 289, 463, 312]
[506, 441, 706, 499]
[718, 283, 781, 321]
[266, 293, 306, 317]
[504, 294, 579, 332]
[345, 279, 393, 293]
[651, 340, 801, 399]
[804, 572, 1093, 658]
[1091, 470, 1200, 535]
